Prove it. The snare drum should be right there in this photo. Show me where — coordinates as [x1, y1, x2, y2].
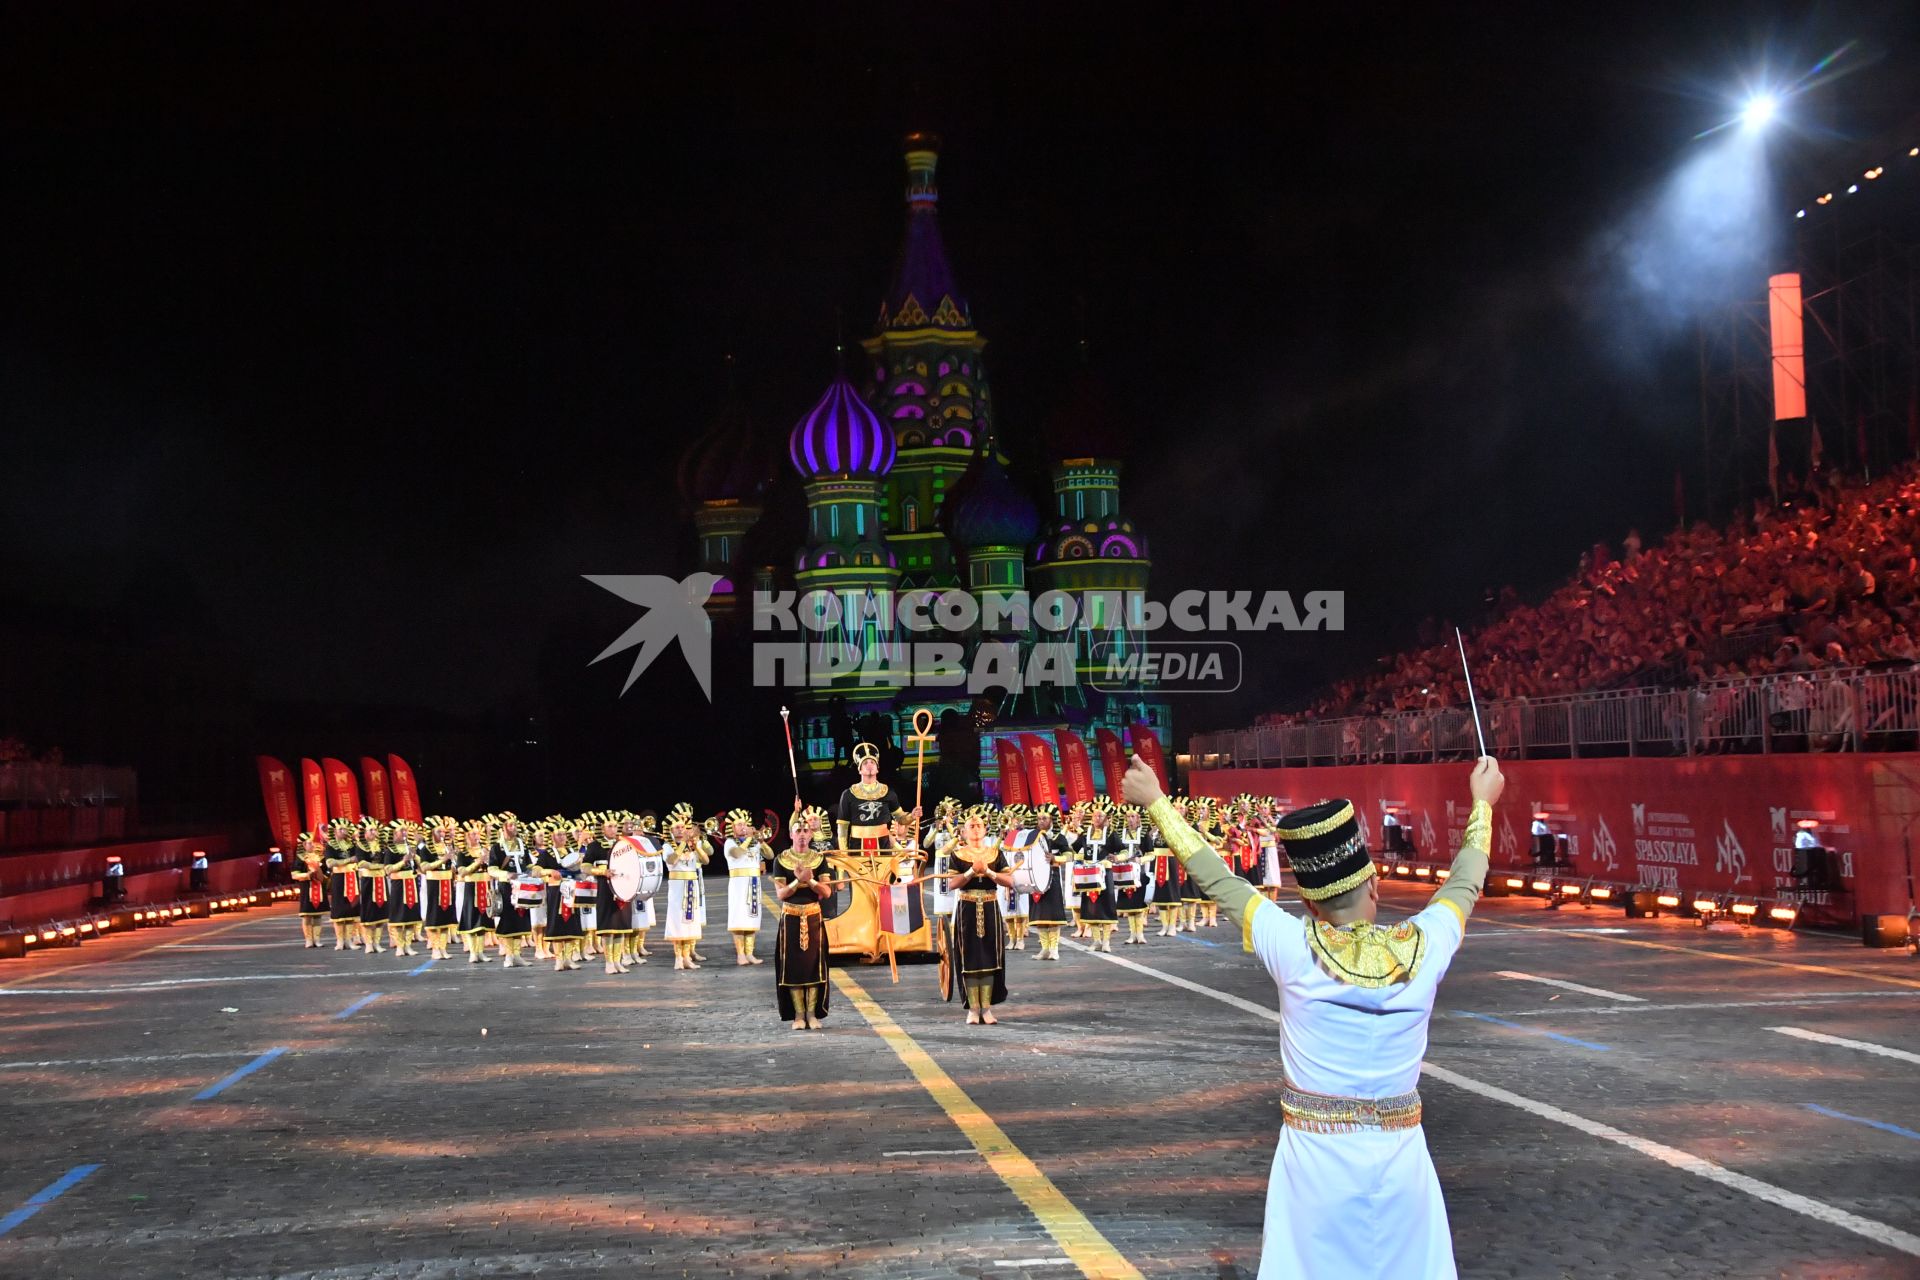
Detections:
[1111, 863, 1142, 889]
[1071, 863, 1106, 892]
[511, 877, 546, 907]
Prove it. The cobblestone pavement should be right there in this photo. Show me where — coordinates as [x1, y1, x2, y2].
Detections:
[2, 884, 1918, 1279]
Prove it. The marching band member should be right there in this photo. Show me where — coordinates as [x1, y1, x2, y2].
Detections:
[997, 805, 1032, 949]
[928, 798, 960, 924]
[292, 832, 327, 948]
[1076, 800, 1120, 952]
[945, 806, 1014, 1025]
[1255, 797, 1287, 902]
[1114, 804, 1155, 944]
[773, 816, 832, 1029]
[539, 824, 586, 973]
[384, 822, 422, 958]
[663, 804, 709, 971]
[354, 818, 388, 954]
[1026, 804, 1072, 961]
[567, 818, 600, 961]
[836, 741, 909, 858]
[420, 818, 460, 961]
[884, 813, 928, 941]
[324, 818, 362, 950]
[589, 814, 636, 974]
[724, 809, 771, 966]
[626, 813, 660, 957]
[486, 819, 535, 968]
[1062, 804, 1088, 939]
[1186, 799, 1219, 929]
[456, 821, 496, 964]
[1154, 800, 1190, 936]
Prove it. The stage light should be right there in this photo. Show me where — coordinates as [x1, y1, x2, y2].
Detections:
[1530, 879, 1553, 894]
[1692, 897, 1719, 914]
[1656, 894, 1681, 908]
[1768, 905, 1798, 924]
[1504, 877, 1526, 890]
[1847, 183, 1859, 193]
[1414, 866, 1432, 878]
[1559, 883, 1583, 897]
[1589, 887, 1613, 900]
[1741, 95, 1777, 130]
[1865, 167, 1883, 179]
[1731, 901, 1759, 918]
[1817, 193, 1833, 204]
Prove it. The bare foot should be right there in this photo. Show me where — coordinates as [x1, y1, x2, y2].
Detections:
[981, 1012, 998, 1025]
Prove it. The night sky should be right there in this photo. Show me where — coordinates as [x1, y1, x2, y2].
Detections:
[5, 3, 1917, 821]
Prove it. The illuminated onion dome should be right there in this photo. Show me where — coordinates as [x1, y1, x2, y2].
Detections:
[677, 385, 773, 506]
[945, 450, 1040, 549]
[1036, 514, 1147, 563]
[788, 375, 897, 478]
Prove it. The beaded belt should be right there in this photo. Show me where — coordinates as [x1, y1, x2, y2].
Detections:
[781, 903, 822, 917]
[1280, 1082, 1422, 1133]
[958, 890, 999, 902]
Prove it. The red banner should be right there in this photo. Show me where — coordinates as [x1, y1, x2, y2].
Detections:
[994, 738, 1031, 806]
[322, 758, 363, 822]
[360, 757, 393, 823]
[1094, 728, 1128, 802]
[1055, 730, 1097, 808]
[1131, 723, 1170, 793]
[1020, 734, 1063, 810]
[388, 754, 423, 823]
[1192, 754, 1920, 928]
[255, 756, 299, 849]
[300, 758, 328, 831]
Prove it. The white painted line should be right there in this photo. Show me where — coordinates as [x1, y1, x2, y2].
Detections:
[0, 1050, 260, 1071]
[1769, 1026, 1920, 1066]
[994, 1261, 1075, 1269]
[155, 942, 301, 951]
[1497, 970, 1644, 1002]
[883, 1148, 978, 1157]
[0, 972, 353, 996]
[1065, 941, 1920, 1261]
[1498, 992, 1920, 1018]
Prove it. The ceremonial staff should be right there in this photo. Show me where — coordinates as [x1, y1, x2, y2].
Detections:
[779, 706, 801, 809]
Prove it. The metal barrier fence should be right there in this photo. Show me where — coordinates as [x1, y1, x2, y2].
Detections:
[1189, 665, 1920, 768]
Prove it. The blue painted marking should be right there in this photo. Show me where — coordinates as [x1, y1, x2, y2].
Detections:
[1803, 1103, 1920, 1142]
[1454, 1011, 1612, 1052]
[193, 1047, 288, 1100]
[334, 992, 383, 1020]
[1177, 934, 1223, 948]
[408, 958, 438, 976]
[0, 1163, 102, 1237]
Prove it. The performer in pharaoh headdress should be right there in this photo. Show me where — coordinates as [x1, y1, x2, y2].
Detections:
[836, 742, 919, 874]
[1187, 799, 1220, 929]
[417, 818, 460, 960]
[538, 823, 587, 973]
[486, 818, 535, 968]
[456, 820, 498, 964]
[662, 804, 710, 971]
[723, 809, 772, 966]
[1074, 799, 1121, 952]
[944, 805, 1014, 1024]
[383, 821, 422, 958]
[291, 832, 328, 948]
[1025, 804, 1072, 961]
[881, 812, 928, 940]
[997, 805, 1042, 951]
[1254, 796, 1288, 902]
[927, 798, 961, 923]
[354, 818, 389, 954]
[772, 815, 832, 1029]
[324, 818, 362, 950]
[1154, 800, 1191, 937]
[624, 812, 662, 957]
[588, 813, 636, 974]
[1114, 804, 1157, 944]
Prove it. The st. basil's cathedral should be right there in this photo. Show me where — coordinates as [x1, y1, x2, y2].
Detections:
[674, 134, 1170, 800]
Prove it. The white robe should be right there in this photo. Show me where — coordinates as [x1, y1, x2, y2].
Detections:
[929, 830, 957, 916]
[1244, 897, 1466, 1280]
[663, 848, 704, 941]
[724, 838, 766, 933]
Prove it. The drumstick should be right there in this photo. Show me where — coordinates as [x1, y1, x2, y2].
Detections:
[1455, 627, 1488, 758]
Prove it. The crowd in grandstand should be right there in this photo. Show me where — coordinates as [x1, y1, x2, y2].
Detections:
[1268, 463, 1920, 723]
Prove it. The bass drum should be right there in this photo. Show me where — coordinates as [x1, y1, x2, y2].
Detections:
[1009, 841, 1051, 895]
[609, 844, 643, 902]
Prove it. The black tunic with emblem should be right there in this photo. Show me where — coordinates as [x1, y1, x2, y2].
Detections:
[488, 848, 534, 938]
[946, 846, 1008, 1006]
[1074, 830, 1119, 922]
[326, 845, 360, 921]
[386, 848, 419, 926]
[422, 846, 460, 930]
[1113, 828, 1155, 915]
[586, 841, 633, 935]
[539, 851, 586, 940]
[771, 849, 831, 1022]
[1027, 831, 1072, 927]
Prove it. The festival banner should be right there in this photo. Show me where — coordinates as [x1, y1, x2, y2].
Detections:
[300, 758, 328, 831]
[255, 756, 299, 850]
[387, 754, 424, 823]
[360, 757, 393, 823]
[1055, 730, 1098, 808]
[321, 757, 364, 822]
[1093, 728, 1129, 802]
[1131, 723, 1171, 793]
[993, 738, 1030, 806]
[1191, 753, 1920, 928]
[1020, 734, 1064, 810]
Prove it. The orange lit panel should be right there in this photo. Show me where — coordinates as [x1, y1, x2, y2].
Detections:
[1504, 878, 1526, 889]
[1769, 273, 1806, 420]
[1656, 895, 1681, 907]
[1731, 902, 1758, 916]
[1768, 907, 1797, 922]
[1692, 899, 1718, 913]
[1589, 887, 1613, 899]
[1530, 880, 1553, 893]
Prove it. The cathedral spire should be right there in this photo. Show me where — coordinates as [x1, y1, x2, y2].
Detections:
[880, 132, 969, 333]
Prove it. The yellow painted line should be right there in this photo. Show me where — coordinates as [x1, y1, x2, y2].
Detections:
[9, 911, 284, 987]
[831, 969, 1142, 1280]
[1476, 914, 1920, 990]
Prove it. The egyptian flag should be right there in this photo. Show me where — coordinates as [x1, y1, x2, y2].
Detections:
[300, 758, 328, 830]
[1093, 728, 1128, 802]
[322, 758, 363, 821]
[877, 880, 914, 935]
[255, 756, 299, 850]
[360, 757, 392, 823]
[387, 755, 424, 823]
